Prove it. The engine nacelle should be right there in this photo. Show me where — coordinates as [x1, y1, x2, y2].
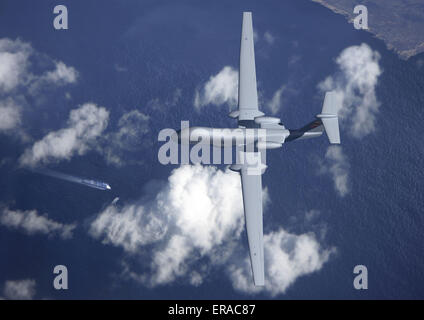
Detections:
[256, 141, 283, 149]
[229, 164, 243, 172]
[254, 116, 281, 125]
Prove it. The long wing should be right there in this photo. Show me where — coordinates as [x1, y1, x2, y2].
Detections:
[239, 151, 265, 286]
[237, 12, 263, 121]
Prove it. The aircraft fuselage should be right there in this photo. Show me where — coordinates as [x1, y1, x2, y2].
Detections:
[176, 126, 290, 149]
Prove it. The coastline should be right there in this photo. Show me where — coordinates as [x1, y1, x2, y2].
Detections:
[312, 0, 424, 60]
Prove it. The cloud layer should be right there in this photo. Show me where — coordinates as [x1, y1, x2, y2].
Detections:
[317, 44, 382, 196]
[0, 38, 32, 93]
[318, 43, 382, 138]
[17, 102, 151, 168]
[102, 110, 150, 167]
[194, 66, 238, 110]
[19, 103, 109, 167]
[0, 98, 21, 131]
[229, 228, 334, 296]
[89, 165, 333, 295]
[2, 279, 36, 300]
[319, 146, 350, 197]
[264, 31, 276, 45]
[266, 85, 286, 115]
[0, 207, 76, 239]
[0, 38, 78, 137]
[29, 61, 78, 94]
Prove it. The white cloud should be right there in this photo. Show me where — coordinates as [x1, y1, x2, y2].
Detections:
[113, 110, 149, 149]
[229, 229, 334, 296]
[2, 279, 36, 300]
[102, 110, 150, 167]
[189, 271, 203, 287]
[0, 207, 76, 239]
[267, 85, 286, 114]
[18, 104, 151, 168]
[318, 43, 382, 138]
[316, 44, 381, 196]
[0, 38, 78, 94]
[0, 38, 32, 93]
[253, 30, 259, 43]
[90, 165, 244, 286]
[0, 98, 21, 131]
[253, 31, 275, 46]
[150, 234, 193, 285]
[0, 38, 78, 139]
[194, 66, 238, 110]
[89, 200, 166, 253]
[114, 64, 128, 72]
[90, 165, 333, 295]
[305, 209, 321, 222]
[29, 61, 78, 95]
[19, 103, 109, 167]
[147, 88, 182, 112]
[264, 31, 275, 45]
[319, 146, 350, 197]
[42, 61, 78, 84]
[288, 54, 301, 66]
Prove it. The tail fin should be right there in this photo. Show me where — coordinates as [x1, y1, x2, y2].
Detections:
[316, 91, 341, 144]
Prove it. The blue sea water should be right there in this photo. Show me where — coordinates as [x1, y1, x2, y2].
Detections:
[0, 0, 423, 299]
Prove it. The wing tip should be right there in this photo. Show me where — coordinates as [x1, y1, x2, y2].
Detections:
[243, 12, 253, 23]
[253, 272, 265, 286]
[254, 280, 265, 287]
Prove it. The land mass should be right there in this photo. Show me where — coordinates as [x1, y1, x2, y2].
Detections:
[312, 0, 424, 59]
